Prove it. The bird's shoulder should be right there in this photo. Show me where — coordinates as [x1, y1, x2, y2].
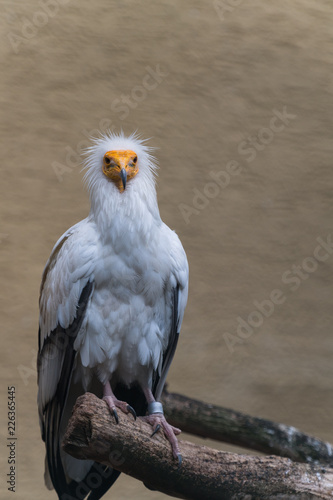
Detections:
[39, 218, 98, 338]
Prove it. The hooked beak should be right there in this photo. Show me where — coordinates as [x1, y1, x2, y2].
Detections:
[120, 168, 127, 190]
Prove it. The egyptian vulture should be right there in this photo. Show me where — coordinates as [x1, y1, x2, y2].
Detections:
[37, 132, 189, 499]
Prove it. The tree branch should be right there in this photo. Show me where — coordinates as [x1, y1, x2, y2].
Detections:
[63, 393, 333, 499]
[161, 390, 333, 467]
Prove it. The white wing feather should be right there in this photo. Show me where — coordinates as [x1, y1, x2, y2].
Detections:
[38, 218, 97, 415]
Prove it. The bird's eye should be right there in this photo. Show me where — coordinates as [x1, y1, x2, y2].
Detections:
[133, 156, 137, 164]
[104, 157, 111, 166]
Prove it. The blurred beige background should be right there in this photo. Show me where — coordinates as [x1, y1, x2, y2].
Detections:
[1, 0, 333, 498]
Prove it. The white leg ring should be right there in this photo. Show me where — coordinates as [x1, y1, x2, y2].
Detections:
[148, 401, 164, 415]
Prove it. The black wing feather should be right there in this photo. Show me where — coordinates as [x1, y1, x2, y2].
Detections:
[153, 284, 180, 400]
[39, 281, 120, 499]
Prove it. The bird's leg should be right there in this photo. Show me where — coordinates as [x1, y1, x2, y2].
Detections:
[140, 388, 182, 464]
[102, 381, 136, 424]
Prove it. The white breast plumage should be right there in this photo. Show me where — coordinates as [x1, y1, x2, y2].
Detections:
[74, 223, 177, 389]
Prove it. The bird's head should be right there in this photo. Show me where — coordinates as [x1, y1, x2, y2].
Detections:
[102, 149, 138, 193]
[83, 131, 157, 200]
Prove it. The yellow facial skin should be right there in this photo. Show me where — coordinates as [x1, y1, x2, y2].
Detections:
[102, 150, 138, 193]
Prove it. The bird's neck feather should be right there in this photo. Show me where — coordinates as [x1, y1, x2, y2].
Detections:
[89, 176, 161, 245]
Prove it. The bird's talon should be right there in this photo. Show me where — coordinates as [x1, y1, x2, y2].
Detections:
[103, 391, 136, 423]
[127, 404, 137, 420]
[113, 408, 119, 424]
[151, 424, 161, 437]
[177, 453, 182, 468]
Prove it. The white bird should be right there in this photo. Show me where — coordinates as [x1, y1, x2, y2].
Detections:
[37, 132, 189, 499]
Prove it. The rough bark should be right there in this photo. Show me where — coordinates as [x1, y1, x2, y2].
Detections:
[62, 393, 333, 500]
[161, 390, 333, 467]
